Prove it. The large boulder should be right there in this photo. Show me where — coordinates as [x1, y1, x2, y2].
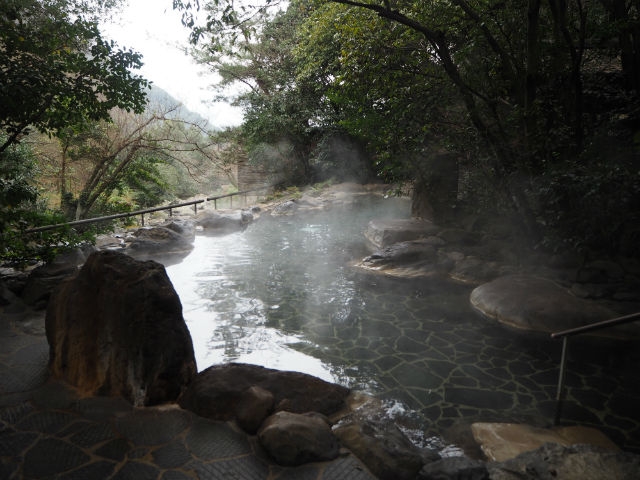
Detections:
[469, 275, 639, 338]
[178, 363, 350, 430]
[258, 411, 339, 466]
[45, 250, 197, 406]
[21, 245, 96, 308]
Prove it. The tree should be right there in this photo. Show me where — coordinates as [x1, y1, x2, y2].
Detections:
[48, 104, 233, 219]
[0, 0, 149, 153]
[176, 0, 640, 253]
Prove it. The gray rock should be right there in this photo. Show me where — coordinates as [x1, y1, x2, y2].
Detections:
[364, 218, 439, 250]
[258, 411, 338, 466]
[21, 245, 96, 308]
[196, 209, 252, 233]
[469, 275, 640, 338]
[126, 220, 195, 259]
[333, 416, 424, 480]
[46, 250, 196, 406]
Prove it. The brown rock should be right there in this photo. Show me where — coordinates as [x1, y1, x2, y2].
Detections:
[235, 385, 274, 434]
[46, 250, 196, 406]
[471, 423, 619, 462]
[333, 416, 424, 480]
[258, 411, 339, 466]
[178, 363, 349, 421]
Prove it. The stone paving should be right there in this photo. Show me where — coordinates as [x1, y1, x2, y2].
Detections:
[288, 274, 640, 453]
[0, 303, 377, 480]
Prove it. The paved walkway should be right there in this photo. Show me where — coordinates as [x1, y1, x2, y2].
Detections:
[0, 302, 377, 479]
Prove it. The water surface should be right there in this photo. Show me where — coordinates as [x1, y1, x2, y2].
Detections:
[166, 199, 640, 451]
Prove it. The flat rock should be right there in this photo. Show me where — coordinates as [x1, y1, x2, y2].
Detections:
[364, 219, 439, 250]
[471, 423, 619, 462]
[487, 443, 640, 480]
[354, 239, 452, 278]
[196, 209, 253, 233]
[469, 275, 639, 338]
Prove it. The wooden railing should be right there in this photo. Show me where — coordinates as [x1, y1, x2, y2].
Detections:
[24, 187, 272, 234]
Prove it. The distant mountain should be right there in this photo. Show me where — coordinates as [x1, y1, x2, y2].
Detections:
[146, 84, 213, 128]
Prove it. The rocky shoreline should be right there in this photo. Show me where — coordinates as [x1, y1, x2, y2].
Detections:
[2, 182, 640, 479]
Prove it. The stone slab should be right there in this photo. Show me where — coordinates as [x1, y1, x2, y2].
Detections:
[471, 422, 619, 462]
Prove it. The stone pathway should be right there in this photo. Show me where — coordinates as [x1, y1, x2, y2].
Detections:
[0, 304, 377, 479]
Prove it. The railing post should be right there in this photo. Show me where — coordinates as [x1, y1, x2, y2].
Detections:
[141, 213, 145, 227]
[214, 199, 217, 209]
[193, 204, 197, 215]
[169, 208, 173, 217]
[554, 336, 569, 425]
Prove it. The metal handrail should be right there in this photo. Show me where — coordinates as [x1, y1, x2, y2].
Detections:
[551, 311, 640, 339]
[550, 311, 640, 425]
[23, 187, 272, 234]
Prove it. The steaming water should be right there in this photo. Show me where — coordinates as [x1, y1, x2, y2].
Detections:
[166, 197, 640, 452]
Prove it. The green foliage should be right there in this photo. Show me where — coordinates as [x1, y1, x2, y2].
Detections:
[0, 140, 95, 267]
[181, 0, 640, 256]
[0, 0, 149, 152]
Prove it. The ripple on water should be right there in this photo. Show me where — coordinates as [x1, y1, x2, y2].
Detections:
[166, 202, 640, 453]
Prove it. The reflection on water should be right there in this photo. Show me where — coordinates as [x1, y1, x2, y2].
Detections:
[166, 197, 409, 382]
[166, 198, 640, 452]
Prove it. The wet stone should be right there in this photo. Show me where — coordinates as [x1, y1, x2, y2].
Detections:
[348, 346, 380, 360]
[114, 408, 191, 446]
[68, 421, 115, 447]
[390, 364, 443, 390]
[396, 335, 428, 354]
[112, 461, 160, 480]
[23, 437, 90, 478]
[187, 455, 268, 480]
[57, 460, 117, 480]
[185, 418, 251, 460]
[16, 410, 80, 435]
[95, 438, 132, 461]
[373, 355, 404, 373]
[445, 387, 514, 410]
[161, 470, 194, 480]
[0, 431, 38, 457]
[152, 441, 192, 469]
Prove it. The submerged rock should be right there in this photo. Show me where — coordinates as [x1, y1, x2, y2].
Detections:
[46, 250, 196, 406]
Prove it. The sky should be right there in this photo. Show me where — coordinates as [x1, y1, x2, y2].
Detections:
[101, 0, 244, 128]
